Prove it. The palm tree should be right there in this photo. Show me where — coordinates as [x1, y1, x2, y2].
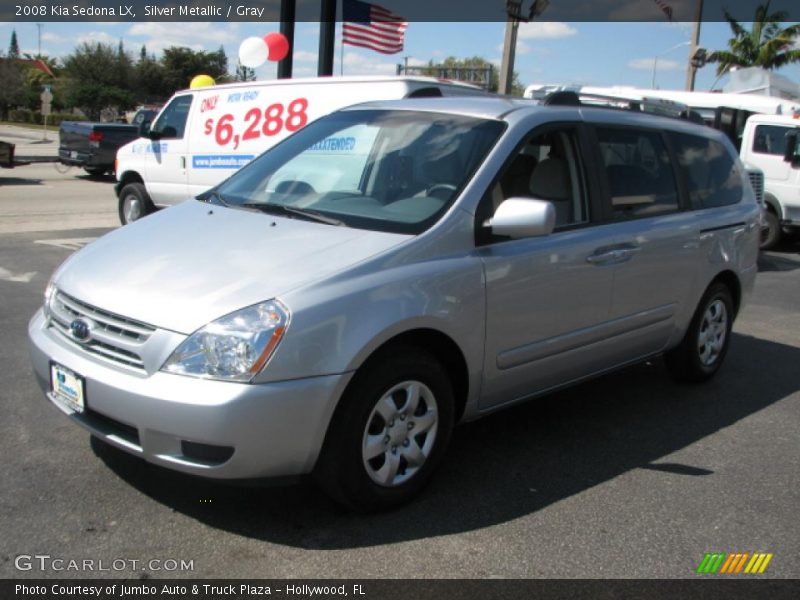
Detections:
[707, 1, 800, 76]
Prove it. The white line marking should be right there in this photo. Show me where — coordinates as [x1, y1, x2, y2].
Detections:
[34, 237, 97, 250]
[0, 267, 37, 282]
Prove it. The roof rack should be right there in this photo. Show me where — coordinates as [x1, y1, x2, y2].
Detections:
[541, 89, 704, 124]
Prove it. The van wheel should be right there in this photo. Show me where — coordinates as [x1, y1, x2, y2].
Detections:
[666, 283, 733, 383]
[118, 183, 154, 225]
[759, 209, 781, 250]
[314, 348, 454, 512]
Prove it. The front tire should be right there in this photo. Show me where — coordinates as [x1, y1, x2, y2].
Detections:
[118, 182, 154, 225]
[760, 209, 781, 250]
[666, 283, 733, 383]
[314, 348, 454, 512]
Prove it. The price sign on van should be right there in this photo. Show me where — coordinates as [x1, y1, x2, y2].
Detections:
[203, 98, 309, 150]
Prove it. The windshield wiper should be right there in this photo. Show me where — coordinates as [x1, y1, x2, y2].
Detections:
[241, 203, 345, 227]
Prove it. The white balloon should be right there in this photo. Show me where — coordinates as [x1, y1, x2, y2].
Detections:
[239, 36, 268, 68]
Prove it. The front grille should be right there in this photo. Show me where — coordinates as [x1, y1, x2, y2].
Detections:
[747, 170, 764, 205]
[48, 290, 155, 372]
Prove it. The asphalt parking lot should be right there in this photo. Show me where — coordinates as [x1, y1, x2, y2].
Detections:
[1, 163, 798, 580]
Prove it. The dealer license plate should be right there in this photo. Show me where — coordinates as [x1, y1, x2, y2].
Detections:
[50, 363, 85, 413]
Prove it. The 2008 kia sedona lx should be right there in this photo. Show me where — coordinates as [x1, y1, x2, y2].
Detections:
[29, 97, 760, 511]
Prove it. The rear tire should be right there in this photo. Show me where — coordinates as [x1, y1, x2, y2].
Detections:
[84, 166, 107, 178]
[314, 348, 454, 512]
[54, 161, 73, 174]
[118, 183, 154, 225]
[759, 209, 781, 250]
[665, 283, 733, 383]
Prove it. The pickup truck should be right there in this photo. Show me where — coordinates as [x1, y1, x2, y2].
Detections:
[58, 109, 157, 177]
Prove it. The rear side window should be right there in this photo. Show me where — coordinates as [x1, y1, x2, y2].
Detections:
[596, 127, 679, 220]
[672, 133, 743, 209]
[752, 124, 793, 155]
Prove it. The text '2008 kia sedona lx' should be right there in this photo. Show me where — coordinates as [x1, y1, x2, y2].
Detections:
[29, 97, 760, 511]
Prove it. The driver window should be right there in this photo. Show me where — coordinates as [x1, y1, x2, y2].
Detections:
[150, 95, 193, 139]
[481, 128, 589, 236]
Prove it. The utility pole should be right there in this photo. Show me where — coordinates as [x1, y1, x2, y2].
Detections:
[684, 0, 704, 91]
[499, 1, 549, 95]
[36, 23, 42, 57]
[498, 16, 520, 95]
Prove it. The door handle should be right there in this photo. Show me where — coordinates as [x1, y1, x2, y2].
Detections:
[180, 156, 186, 169]
[616, 245, 641, 258]
[586, 250, 618, 264]
[587, 245, 640, 265]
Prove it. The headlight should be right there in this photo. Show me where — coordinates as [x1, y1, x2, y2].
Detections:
[161, 300, 290, 382]
[43, 278, 56, 319]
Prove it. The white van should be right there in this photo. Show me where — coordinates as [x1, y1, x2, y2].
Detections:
[115, 76, 485, 224]
[739, 113, 800, 248]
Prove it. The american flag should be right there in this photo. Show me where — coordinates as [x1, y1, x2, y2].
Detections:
[342, 0, 408, 55]
[652, 0, 673, 20]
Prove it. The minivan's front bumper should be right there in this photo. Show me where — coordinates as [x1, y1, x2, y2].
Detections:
[28, 309, 350, 480]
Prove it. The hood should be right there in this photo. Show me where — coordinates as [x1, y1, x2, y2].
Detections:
[55, 200, 408, 333]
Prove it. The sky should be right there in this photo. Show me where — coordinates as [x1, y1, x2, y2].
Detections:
[1, 20, 799, 94]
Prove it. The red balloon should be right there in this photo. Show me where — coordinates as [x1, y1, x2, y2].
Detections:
[264, 32, 289, 62]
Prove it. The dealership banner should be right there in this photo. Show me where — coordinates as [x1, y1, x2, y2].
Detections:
[5, 0, 800, 22]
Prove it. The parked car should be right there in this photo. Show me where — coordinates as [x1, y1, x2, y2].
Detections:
[114, 76, 487, 225]
[58, 108, 158, 177]
[29, 97, 760, 511]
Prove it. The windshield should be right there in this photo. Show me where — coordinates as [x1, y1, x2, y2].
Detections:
[211, 109, 504, 234]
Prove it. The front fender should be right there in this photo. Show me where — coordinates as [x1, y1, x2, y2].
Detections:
[255, 256, 486, 391]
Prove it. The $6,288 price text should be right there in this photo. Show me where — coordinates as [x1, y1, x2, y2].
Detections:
[204, 98, 309, 150]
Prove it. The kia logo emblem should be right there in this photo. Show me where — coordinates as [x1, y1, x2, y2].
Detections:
[70, 319, 92, 342]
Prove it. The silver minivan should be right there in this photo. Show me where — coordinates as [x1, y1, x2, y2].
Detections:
[29, 97, 760, 511]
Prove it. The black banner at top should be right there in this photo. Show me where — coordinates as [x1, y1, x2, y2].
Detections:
[5, 0, 800, 23]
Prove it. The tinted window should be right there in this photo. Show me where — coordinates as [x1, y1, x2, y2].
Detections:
[151, 95, 192, 139]
[596, 127, 679, 220]
[752, 124, 793, 155]
[672, 133, 743, 209]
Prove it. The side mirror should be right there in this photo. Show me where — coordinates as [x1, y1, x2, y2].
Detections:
[783, 131, 798, 164]
[486, 198, 555, 239]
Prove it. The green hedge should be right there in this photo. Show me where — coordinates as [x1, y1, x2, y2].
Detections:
[8, 109, 87, 126]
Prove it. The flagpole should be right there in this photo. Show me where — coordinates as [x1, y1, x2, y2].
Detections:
[340, 24, 344, 76]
